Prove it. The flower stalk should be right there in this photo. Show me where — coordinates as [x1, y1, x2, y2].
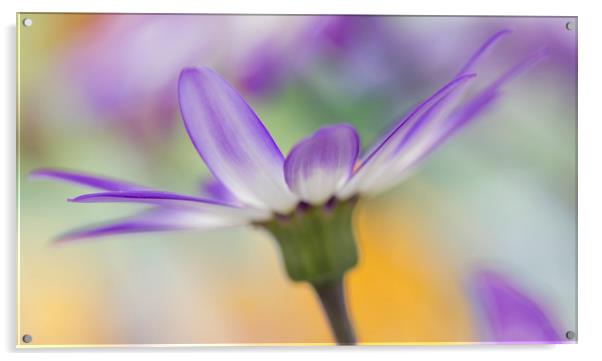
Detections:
[312, 277, 356, 345]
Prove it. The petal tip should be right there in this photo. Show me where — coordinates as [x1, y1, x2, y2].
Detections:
[179, 66, 218, 83]
[495, 28, 513, 37]
[28, 168, 58, 180]
[67, 194, 89, 203]
[27, 169, 43, 180]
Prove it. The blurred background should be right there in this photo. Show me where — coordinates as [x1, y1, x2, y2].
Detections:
[17, 14, 576, 345]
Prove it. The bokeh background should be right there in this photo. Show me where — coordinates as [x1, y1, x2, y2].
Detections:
[17, 14, 576, 345]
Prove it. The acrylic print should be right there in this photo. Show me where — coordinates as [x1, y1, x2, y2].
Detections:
[17, 14, 577, 346]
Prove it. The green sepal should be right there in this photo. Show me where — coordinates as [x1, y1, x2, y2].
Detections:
[263, 199, 358, 285]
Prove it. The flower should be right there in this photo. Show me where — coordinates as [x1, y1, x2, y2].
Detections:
[62, 15, 316, 134]
[32, 30, 544, 344]
[64, 15, 214, 132]
[472, 270, 563, 343]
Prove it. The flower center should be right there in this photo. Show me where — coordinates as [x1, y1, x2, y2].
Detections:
[262, 198, 359, 285]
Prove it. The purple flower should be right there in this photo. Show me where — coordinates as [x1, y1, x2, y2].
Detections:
[33, 30, 543, 242]
[235, 16, 426, 97]
[33, 30, 547, 345]
[65, 15, 215, 131]
[63, 15, 318, 135]
[473, 270, 563, 343]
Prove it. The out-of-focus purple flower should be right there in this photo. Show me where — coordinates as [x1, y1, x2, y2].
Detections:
[235, 42, 285, 95]
[226, 17, 320, 96]
[64, 15, 215, 133]
[33, 30, 543, 241]
[473, 270, 563, 343]
[234, 16, 429, 98]
[64, 15, 318, 137]
[237, 16, 573, 110]
[306, 16, 428, 94]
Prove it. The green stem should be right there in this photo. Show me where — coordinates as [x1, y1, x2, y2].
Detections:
[312, 277, 356, 345]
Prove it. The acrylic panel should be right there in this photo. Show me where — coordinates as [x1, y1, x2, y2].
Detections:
[16, 14, 577, 347]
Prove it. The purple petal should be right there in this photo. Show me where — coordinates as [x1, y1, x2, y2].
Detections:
[355, 29, 511, 163]
[337, 73, 476, 199]
[30, 168, 146, 191]
[57, 208, 238, 242]
[410, 47, 549, 168]
[364, 73, 475, 162]
[69, 190, 271, 222]
[178, 67, 297, 213]
[340, 32, 547, 198]
[284, 124, 359, 205]
[473, 270, 562, 343]
[199, 177, 238, 205]
[456, 29, 511, 75]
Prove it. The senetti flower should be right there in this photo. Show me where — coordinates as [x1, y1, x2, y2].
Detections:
[33, 30, 543, 345]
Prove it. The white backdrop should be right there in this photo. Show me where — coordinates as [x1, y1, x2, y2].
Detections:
[2, 0, 600, 360]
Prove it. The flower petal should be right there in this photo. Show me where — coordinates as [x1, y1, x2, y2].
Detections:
[355, 29, 510, 164]
[339, 32, 547, 199]
[69, 190, 271, 222]
[364, 47, 548, 195]
[199, 177, 238, 205]
[337, 73, 476, 199]
[456, 29, 511, 75]
[178, 67, 297, 213]
[30, 168, 146, 191]
[284, 124, 359, 205]
[473, 270, 561, 342]
[418, 45, 548, 166]
[57, 207, 240, 242]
